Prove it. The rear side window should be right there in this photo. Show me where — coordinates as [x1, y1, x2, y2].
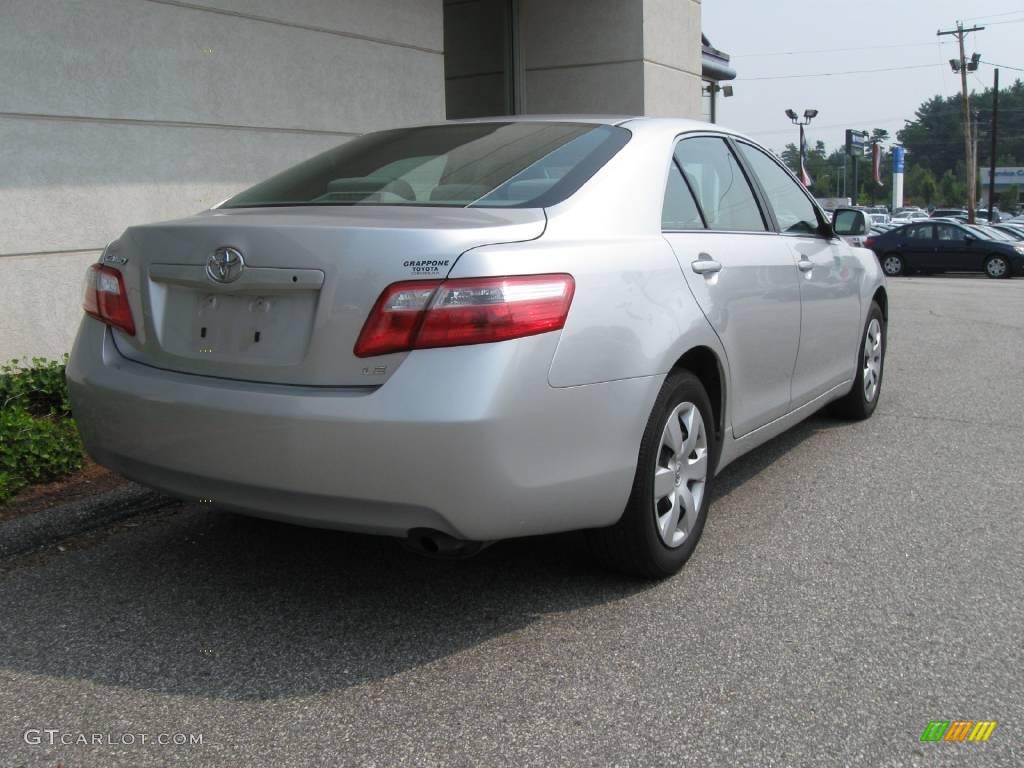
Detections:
[737, 142, 821, 235]
[674, 137, 766, 232]
[662, 162, 705, 230]
[221, 122, 630, 209]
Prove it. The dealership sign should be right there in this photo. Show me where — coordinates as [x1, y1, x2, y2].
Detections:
[981, 167, 1024, 189]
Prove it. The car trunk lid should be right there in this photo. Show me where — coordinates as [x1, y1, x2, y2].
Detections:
[110, 205, 545, 386]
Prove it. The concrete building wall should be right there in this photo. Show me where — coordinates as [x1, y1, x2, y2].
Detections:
[444, 0, 510, 119]
[642, 0, 703, 118]
[519, 0, 701, 117]
[1, 0, 705, 362]
[0, 0, 444, 362]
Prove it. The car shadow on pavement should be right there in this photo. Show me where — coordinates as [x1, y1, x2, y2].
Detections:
[0, 499, 653, 702]
[710, 412, 841, 500]
[0, 412, 848, 703]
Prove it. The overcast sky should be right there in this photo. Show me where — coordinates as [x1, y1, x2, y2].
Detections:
[702, 0, 1024, 155]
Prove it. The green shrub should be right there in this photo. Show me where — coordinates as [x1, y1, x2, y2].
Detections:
[0, 356, 84, 503]
[0, 356, 72, 417]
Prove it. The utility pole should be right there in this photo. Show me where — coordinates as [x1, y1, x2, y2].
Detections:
[938, 21, 984, 223]
[988, 68, 1000, 222]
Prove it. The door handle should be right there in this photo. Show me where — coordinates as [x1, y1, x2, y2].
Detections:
[797, 258, 814, 272]
[691, 256, 722, 275]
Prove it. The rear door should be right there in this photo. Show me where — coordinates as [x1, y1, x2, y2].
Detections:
[662, 135, 801, 438]
[902, 223, 936, 269]
[734, 140, 862, 406]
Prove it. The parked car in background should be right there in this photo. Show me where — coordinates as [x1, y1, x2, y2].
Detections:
[66, 117, 888, 578]
[994, 223, 1024, 240]
[865, 220, 1024, 278]
[975, 207, 1003, 223]
[930, 208, 968, 219]
[976, 224, 1018, 243]
[894, 207, 927, 218]
[891, 209, 924, 225]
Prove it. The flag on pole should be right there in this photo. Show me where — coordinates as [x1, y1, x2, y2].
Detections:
[799, 126, 813, 187]
[872, 143, 883, 187]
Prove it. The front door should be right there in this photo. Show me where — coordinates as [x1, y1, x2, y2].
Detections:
[933, 223, 973, 271]
[733, 141, 863, 405]
[662, 136, 802, 438]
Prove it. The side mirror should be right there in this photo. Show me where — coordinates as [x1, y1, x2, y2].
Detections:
[964, 234, 975, 244]
[832, 209, 868, 237]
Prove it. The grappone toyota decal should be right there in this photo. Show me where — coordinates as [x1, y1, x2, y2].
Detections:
[404, 259, 450, 274]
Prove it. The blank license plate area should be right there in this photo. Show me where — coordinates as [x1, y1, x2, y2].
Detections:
[162, 286, 316, 365]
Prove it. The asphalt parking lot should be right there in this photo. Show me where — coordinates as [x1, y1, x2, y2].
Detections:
[1, 276, 1022, 768]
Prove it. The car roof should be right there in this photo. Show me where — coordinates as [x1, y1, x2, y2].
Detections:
[402, 115, 746, 137]
[439, 114, 638, 126]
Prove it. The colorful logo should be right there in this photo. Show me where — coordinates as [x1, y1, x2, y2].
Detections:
[920, 721, 997, 742]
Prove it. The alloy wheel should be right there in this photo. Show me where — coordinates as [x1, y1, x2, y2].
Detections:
[863, 318, 883, 402]
[986, 256, 1008, 278]
[653, 402, 708, 548]
[883, 256, 902, 276]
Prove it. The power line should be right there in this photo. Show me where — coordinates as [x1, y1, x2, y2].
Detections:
[962, 9, 1024, 22]
[732, 41, 950, 58]
[980, 17, 1024, 26]
[745, 117, 907, 137]
[738, 63, 941, 81]
[982, 60, 1024, 72]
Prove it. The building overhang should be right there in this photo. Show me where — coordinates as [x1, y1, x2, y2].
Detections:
[702, 34, 736, 82]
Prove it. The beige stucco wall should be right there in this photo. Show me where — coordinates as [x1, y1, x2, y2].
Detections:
[0, 0, 445, 362]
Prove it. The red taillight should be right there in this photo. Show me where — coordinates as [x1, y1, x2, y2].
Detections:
[354, 274, 575, 358]
[864, 237, 876, 248]
[82, 264, 136, 336]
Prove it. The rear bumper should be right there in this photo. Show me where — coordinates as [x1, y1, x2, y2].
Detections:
[67, 319, 660, 540]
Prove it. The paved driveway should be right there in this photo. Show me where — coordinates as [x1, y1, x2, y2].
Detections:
[1, 276, 1022, 767]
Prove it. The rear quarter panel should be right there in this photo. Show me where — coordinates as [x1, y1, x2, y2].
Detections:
[447, 235, 720, 388]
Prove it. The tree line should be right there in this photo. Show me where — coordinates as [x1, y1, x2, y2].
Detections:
[778, 77, 1024, 210]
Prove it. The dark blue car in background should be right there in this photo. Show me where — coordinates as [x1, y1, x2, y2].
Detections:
[865, 221, 1024, 278]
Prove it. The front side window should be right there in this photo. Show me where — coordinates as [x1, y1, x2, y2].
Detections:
[222, 123, 630, 209]
[935, 224, 963, 241]
[906, 224, 934, 240]
[674, 137, 767, 232]
[736, 142, 821, 235]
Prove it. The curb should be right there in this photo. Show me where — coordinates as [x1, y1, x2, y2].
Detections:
[0, 482, 177, 560]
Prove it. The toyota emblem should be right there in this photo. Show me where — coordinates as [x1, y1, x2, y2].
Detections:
[207, 247, 245, 283]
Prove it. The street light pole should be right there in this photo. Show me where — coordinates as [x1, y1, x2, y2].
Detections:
[785, 108, 818, 187]
[988, 68, 1000, 222]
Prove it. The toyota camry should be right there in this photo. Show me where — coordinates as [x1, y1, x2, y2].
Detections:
[67, 117, 887, 577]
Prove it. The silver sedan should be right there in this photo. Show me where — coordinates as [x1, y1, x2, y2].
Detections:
[67, 117, 887, 577]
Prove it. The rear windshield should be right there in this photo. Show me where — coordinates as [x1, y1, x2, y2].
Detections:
[221, 122, 630, 209]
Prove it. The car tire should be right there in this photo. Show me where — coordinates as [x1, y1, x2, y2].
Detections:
[984, 254, 1010, 279]
[586, 370, 718, 579]
[880, 253, 904, 277]
[829, 301, 885, 421]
